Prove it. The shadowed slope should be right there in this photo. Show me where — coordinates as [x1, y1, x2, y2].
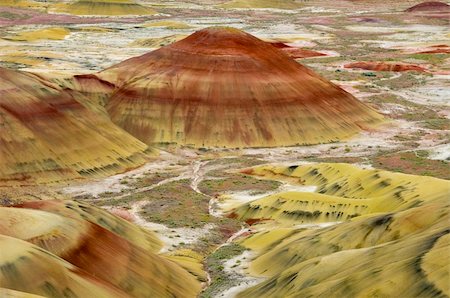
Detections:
[101, 27, 382, 148]
[0, 67, 150, 185]
[0, 201, 202, 297]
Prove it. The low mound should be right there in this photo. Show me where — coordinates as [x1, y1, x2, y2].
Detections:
[233, 163, 449, 224]
[0, 202, 201, 297]
[405, 1, 450, 12]
[130, 34, 187, 48]
[100, 27, 382, 148]
[417, 44, 450, 54]
[3, 27, 70, 42]
[219, 0, 302, 9]
[268, 42, 327, 58]
[0, 0, 43, 9]
[344, 61, 427, 72]
[0, 67, 150, 185]
[57, 0, 156, 16]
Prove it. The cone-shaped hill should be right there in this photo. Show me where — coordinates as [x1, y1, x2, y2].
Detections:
[0, 67, 150, 185]
[100, 27, 383, 148]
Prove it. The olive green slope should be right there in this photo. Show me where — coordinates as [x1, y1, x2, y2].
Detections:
[231, 163, 449, 297]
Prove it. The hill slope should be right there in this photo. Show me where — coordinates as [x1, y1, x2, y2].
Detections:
[0, 200, 201, 297]
[0, 67, 150, 185]
[100, 27, 382, 148]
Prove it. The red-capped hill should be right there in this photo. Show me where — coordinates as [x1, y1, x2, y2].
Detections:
[100, 27, 383, 148]
[405, 1, 450, 12]
[0, 67, 150, 185]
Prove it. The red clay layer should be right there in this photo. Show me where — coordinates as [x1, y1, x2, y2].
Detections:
[405, 1, 450, 12]
[417, 45, 450, 54]
[344, 61, 427, 72]
[268, 42, 327, 58]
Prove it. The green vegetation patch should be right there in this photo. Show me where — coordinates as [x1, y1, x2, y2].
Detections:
[406, 53, 449, 66]
[372, 151, 450, 180]
[199, 173, 281, 197]
[367, 93, 448, 129]
[374, 73, 429, 90]
[139, 179, 211, 228]
[200, 243, 246, 298]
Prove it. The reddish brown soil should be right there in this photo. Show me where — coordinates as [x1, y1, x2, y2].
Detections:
[268, 42, 327, 58]
[419, 48, 450, 54]
[344, 61, 427, 72]
[405, 1, 450, 12]
[418, 45, 450, 54]
[108, 207, 134, 221]
[245, 218, 271, 225]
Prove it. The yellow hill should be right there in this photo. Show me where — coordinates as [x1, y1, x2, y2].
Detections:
[231, 163, 450, 297]
[0, 235, 128, 297]
[0, 67, 151, 185]
[0, 0, 44, 9]
[130, 34, 187, 48]
[0, 200, 202, 297]
[54, 0, 157, 16]
[233, 163, 449, 224]
[3, 28, 70, 42]
[238, 198, 449, 297]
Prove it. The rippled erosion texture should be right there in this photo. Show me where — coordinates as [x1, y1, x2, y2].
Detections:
[0, 0, 449, 297]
